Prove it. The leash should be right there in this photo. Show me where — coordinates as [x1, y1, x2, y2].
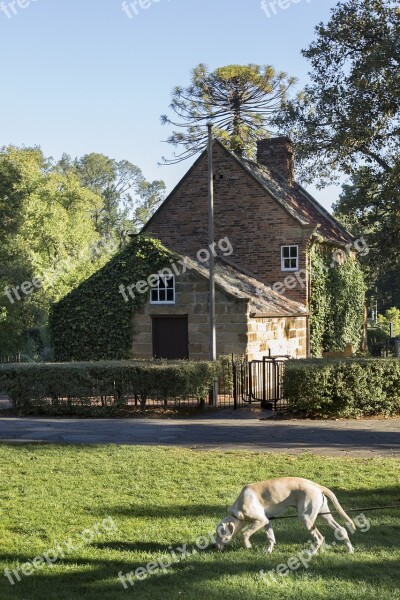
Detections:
[268, 504, 400, 520]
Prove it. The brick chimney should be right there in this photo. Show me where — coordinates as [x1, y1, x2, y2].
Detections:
[256, 137, 295, 185]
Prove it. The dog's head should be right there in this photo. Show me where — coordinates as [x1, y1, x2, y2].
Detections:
[214, 516, 240, 550]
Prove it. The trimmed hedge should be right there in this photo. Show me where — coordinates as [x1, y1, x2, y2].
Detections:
[0, 360, 219, 415]
[284, 358, 400, 418]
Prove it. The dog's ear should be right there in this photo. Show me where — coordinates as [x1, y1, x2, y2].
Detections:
[228, 522, 235, 536]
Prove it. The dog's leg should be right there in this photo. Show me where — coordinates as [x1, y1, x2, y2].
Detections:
[319, 512, 354, 553]
[264, 522, 276, 554]
[298, 513, 324, 555]
[242, 518, 269, 549]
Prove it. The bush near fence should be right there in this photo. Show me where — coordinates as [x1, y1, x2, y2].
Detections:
[0, 361, 219, 416]
[284, 358, 400, 418]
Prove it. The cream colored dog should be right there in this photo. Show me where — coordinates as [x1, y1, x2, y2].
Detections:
[215, 477, 355, 554]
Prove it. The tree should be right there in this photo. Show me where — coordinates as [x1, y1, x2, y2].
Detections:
[275, 0, 399, 185]
[58, 153, 166, 244]
[276, 0, 400, 307]
[0, 146, 108, 357]
[161, 63, 296, 163]
[377, 307, 400, 337]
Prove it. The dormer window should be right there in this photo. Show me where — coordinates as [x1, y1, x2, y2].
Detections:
[150, 275, 175, 304]
[281, 245, 299, 271]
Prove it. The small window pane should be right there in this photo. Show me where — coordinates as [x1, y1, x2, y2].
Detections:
[150, 275, 175, 304]
[282, 246, 298, 271]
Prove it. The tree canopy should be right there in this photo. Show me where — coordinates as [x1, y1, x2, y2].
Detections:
[58, 153, 166, 244]
[161, 63, 296, 163]
[0, 146, 166, 357]
[275, 0, 400, 309]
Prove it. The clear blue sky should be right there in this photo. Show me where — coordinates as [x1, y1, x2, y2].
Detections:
[0, 0, 343, 209]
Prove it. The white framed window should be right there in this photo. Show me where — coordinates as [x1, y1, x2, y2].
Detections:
[281, 245, 299, 271]
[150, 275, 175, 304]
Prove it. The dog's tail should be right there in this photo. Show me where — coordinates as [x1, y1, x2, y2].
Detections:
[320, 486, 356, 530]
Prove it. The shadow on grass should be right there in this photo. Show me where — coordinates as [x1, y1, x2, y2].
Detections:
[2, 486, 399, 599]
[1, 551, 399, 600]
[93, 503, 224, 518]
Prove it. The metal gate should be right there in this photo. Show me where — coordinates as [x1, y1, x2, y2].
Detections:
[230, 355, 288, 410]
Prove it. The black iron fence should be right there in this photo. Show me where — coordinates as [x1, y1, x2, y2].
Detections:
[0, 353, 21, 364]
[233, 355, 288, 410]
[0, 353, 287, 412]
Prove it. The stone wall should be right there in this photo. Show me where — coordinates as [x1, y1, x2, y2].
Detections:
[144, 142, 310, 305]
[131, 264, 308, 361]
[131, 269, 249, 360]
[246, 316, 308, 361]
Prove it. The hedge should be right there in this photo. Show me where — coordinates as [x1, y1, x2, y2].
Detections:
[0, 360, 219, 415]
[283, 358, 400, 418]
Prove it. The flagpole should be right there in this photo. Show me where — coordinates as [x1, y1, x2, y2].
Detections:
[207, 123, 218, 406]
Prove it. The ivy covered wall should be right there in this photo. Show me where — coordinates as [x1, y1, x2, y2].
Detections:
[310, 245, 366, 356]
[50, 236, 174, 361]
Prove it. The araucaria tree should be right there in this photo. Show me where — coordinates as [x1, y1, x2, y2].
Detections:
[161, 64, 296, 163]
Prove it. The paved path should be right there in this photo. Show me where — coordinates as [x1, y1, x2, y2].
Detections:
[0, 412, 399, 457]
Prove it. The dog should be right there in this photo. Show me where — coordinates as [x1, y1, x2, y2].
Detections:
[215, 477, 355, 554]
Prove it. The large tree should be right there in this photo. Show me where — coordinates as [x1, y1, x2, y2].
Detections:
[276, 0, 400, 306]
[161, 63, 296, 163]
[58, 153, 166, 244]
[275, 0, 399, 184]
[0, 147, 107, 356]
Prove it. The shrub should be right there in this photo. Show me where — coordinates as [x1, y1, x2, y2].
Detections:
[377, 307, 400, 337]
[0, 360, 219, 416]
[283, 358, 400, 418]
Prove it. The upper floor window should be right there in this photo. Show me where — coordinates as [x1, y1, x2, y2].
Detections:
[281, 245, 299, 271]
[150, 275, 175, 304]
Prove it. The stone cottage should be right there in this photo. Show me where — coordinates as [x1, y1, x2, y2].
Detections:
[51, 137, 354, 363]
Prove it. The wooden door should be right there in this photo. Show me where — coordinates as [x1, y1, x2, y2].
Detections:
[152, 316, 189, 359]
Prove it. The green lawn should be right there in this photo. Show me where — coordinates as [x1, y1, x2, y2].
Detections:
[0, 445, 399, 600]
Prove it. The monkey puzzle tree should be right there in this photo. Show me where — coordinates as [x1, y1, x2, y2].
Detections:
[161, 63, 296, 163]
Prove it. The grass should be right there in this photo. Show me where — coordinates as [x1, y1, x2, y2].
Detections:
[0, 445, 399, 600]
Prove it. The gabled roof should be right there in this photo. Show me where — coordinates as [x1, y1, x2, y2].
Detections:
[184, 256, 308, 318]
[142, 140, 353, 246]
[237, 155, 352, 245]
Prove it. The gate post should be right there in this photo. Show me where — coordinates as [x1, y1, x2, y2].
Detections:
[233, 359, 237, 410]
[262, 356, 267, 404]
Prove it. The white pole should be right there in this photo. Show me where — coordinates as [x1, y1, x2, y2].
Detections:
[207, 123, 218, 406]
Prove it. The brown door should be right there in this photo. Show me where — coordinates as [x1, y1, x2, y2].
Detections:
[152, 316, 189, 359]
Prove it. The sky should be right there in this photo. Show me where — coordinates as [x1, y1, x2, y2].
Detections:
[0, 0, 344, 210]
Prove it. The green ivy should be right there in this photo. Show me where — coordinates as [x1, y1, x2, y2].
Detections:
[49, 236, 175, 361]
[310, 245, 366, 356]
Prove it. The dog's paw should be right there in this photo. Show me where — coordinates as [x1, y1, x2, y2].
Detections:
[264, 546, 274, 554]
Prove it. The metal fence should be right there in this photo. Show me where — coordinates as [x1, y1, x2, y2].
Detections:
[231, 355, 288, 411]
[0, 352, 21, 364]
[0, 353, 287, 412]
